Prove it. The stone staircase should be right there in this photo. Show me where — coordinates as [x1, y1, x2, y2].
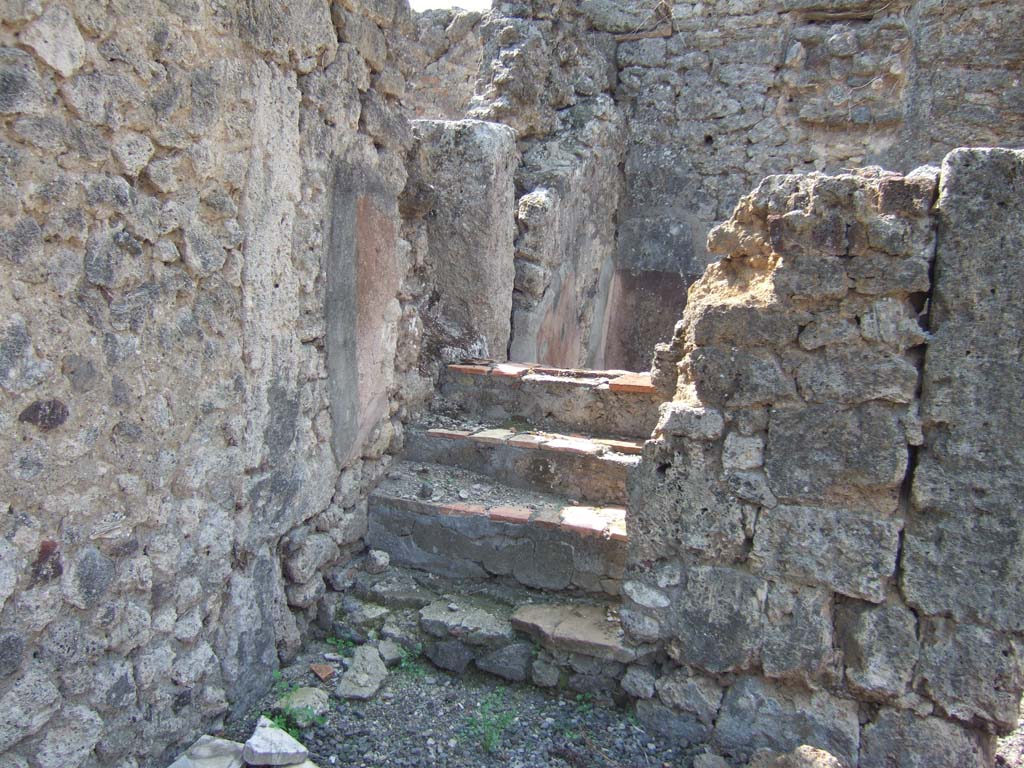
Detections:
[361, 360, 663, 692]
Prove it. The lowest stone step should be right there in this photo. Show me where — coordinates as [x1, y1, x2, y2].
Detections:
[439, 360, 664, 439]
[367, 461, 627, 595]
[403, 420, 642, 505]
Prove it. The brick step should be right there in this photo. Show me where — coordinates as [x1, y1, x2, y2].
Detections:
[329, 566, 643, 691]
[439, 360, 663, 439]
[402, 421, 641, 506]
[366, 461, 627, 595]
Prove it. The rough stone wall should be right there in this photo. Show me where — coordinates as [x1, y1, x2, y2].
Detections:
[467, 1, 627, 369]
[403, 9, 484, 120]
[623, 153, 1023, 766]
[610, 0, 1024, 363]
[0, 1, 441, 766]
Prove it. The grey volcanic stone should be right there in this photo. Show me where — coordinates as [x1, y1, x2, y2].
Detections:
[34, 705, 103, 768]
[336, 646, 388, 700]
[713, 677, 860, 766]
[476, 642, 534, 682]
[62, 546, 115, 610]
[0, 665, 61, 751]
[513, 540, 574, 590]
[425, 639, 475, 674]
[860, 709, 988, 768]
[761, 583, 834, 685]
[666, 566, 766, 674]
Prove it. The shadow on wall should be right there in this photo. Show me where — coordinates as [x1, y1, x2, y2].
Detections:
[602, 269, 690, 372]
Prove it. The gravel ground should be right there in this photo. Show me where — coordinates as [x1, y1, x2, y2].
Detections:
[226, 639, 1024, 768]
[225, 639, 697, 768]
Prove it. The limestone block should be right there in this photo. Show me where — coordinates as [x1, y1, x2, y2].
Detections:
[859, 709, 989, 768]
[762, 583, 834, 685]
[656, 401, 724, 440]
[20, 4, 86, 78]
[723, 433, 764, 471]
[685, 347, 797, 408]
[835, 601, 917, 700]
[336, 646, 388, 699]
[751, 505, 901, 603]
[630, 440, 748, 562]
[621, 665, 656, 698]
[915, 620, 1023, 732]
[418, 600, 514, 646]
[666, 566, 767, 674]
[765, 403, 907, 509]
[795, 348, 919, 405]
[168, 735, 245, 768]
[904, 148, 1024, 633]
[713, 677, 860, 766]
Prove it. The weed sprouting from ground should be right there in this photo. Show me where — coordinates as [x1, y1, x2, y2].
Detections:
[463, 689, 517, 754]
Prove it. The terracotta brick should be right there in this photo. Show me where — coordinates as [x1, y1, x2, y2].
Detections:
[608, 372, 658, 394]
[543, 437, 605, 456]
[594, 438, 644, 455]
[439, 502, 487, 517]
[490, 363, 531, 378]
[309, 663, 336, 682]
[489, 505, 533, 524]
[471, 428, 515, 445]
[533, 507, 563, 529]
[426, 427, 473, 440]
[449, 363, 492, 375]
[508, 433, 549, 450]
[559, 506, 609, 536]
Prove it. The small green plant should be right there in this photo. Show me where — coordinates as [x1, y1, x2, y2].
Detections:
[397, 643, 427, 677]
[463, 690, 516, 754]
[271, 670, 298, 697]
[325, 636, 356, 656]
[260, 711, 300, 739]
[575, 692, 594, 715]
[625, 707, 639, 728]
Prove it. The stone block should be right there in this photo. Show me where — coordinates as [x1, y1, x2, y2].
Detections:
[0, 665, 62, 751]
[765, 403, 907, 509]
[636, 698, 712, 745]
[902, 510, 1024, 633]
[475, 642, 534, 682]
[859, 709, 988, 768]
[655, 667, 723, 726]
[685, 348, 797, 407]
[336, 646, 388, 699]
[284, 533, 339, 584]
[621, 665, 656, 698]
[512, 540, 574, 590]
[666, 566, 767, 674]
[425, 639, 474, 674]
[629, 441, 748, 562]
[656, 401, 724, 440]
[915, 619, 1023, 732]
[762, 583, 834, 685]
[34, 705, 104, 768]
[751, 505, 901, 603]
[243, 716, 309, 765]
[834, 601, 917, 700]
[796, 348, 919, 405]
[21, 5, 86, 78]
[713, 677, 860, 766]
[723, 433, 764, 471]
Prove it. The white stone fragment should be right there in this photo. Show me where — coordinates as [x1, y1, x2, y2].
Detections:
[20, 4, 86, 78]
[241, 716, 309, 766]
